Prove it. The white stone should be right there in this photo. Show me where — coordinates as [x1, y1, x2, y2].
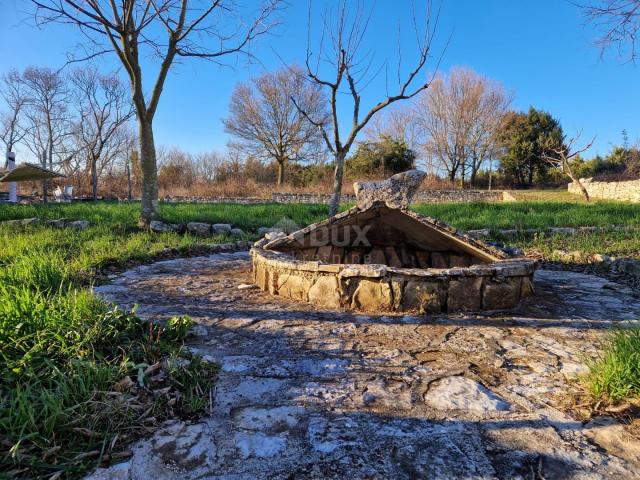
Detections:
[424, 376, 510, 412]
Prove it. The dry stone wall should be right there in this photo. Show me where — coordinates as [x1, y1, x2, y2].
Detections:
[251, 245, 536, 314]
[163, 190, 504, 205]
[568, 178, 640, 202]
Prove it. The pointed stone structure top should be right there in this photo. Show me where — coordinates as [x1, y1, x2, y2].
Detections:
[353, 169, 426, 210]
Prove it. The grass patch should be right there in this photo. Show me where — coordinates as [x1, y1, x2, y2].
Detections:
[2, 199, 640, 477]
[586, 327, 640, 403]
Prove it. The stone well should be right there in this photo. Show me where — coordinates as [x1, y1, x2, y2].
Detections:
[251, 171, 536, 313]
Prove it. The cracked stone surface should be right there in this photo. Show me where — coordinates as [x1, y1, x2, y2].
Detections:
[88, 252, 640, 479]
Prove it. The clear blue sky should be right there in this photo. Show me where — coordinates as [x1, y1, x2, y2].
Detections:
[1, 0, 638, 160]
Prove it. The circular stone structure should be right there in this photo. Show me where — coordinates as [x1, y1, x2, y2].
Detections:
[251, 202, 536, 314]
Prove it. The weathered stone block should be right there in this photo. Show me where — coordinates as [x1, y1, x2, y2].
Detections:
[308, 275, 342, 309]
[329, 246, 344, 264]
[384, 247, 402, 268]
[403, 280, 445, 313]
[187, 222, 212, 236]
[520, 276, 534, 298]
[400, 247, 417, 267]
[449, 254, 469, 267]
[415, 250, 430, 269]
[254, 262, 268, 290]
[447, 277, 482, 312]
[276, 274, 312, 301]
[483, 277, 521, 310]
[150, 220, 177, 233]
[351, 279, 393, 311]
[316, 245, 333, 263]
[212, 223, 232, 234]
[366, 247, 386, 265]
[343, 248, 365, 264]
[431, 252, 449, 269]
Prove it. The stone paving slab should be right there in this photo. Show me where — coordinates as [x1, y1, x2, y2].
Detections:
[88, 252, 640, 479]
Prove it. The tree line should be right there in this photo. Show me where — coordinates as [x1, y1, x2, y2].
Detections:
[1, 1, 636, 220]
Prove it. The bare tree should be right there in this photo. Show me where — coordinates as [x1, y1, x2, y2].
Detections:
[542, 134, 595, 201]
[364, 107, 422, 156]
[22, 66, 75, 201]
[71, 67, 133, 200]
[414, 67, 510, 187]
[294, 1, 440, 216]
[581, 0, 640, 61]
[0, 70, 30, 164]
[31, 0, 282, 226]
[224, 65, 329, 186]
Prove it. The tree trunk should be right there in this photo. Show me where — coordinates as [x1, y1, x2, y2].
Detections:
[328, 151, 346, 217]
[276, 159, 285, 187]
[41, 151, 48, 204]
[126, 152, 133, 201]
[91, 155, 98, 201]
[138, 118, 159, 227]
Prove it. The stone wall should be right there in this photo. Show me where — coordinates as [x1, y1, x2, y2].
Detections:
[251, 245, 536, 314]
[164, 190, 504, 205]
[568, 178, 640, 202]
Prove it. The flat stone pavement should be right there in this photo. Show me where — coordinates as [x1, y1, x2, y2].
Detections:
[89, 252, 640, 480]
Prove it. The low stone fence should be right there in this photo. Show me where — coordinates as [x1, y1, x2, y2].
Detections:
[163, 190, 504, 205]
[568, 178, 640, 202]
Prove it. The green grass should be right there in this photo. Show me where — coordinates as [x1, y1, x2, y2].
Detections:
[412, 200, 640, 231]
[1, 199, 640, 478]
[586, 327, 640, 403]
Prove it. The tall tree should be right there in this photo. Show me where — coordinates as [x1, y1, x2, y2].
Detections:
[0, 70, 30, 164]
[22, 67, 74, 202]
[294, 1, 439, 216]
[31, 0, 281, 226]
[71, 67, 133, 200]
[498, 107, 564, 187]
[223, 65, 329, 187]
[414, 67, 510, 186]
[581, 0, 640, 61]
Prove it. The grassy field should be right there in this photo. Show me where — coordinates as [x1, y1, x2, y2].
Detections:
[1, 199, 640, 477]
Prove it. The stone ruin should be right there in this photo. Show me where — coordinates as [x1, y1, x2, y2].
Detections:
[251, 170, 536, 313]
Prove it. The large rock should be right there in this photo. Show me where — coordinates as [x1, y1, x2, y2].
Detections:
[350, 279, 393, 311]
[186, 222, 212, 236]
[424, 376, 511, 412]
[353, 169, 426, 210]
[149, 220, 178, 233]
[212, 223, 232, 235]
[308, 275, 342, 309]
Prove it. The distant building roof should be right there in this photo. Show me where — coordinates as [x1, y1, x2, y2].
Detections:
[0, 163, 65, 182]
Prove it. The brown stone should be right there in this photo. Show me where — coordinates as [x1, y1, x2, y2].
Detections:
[299, 248, 317, 261]
[384, 247, 403, 268]
[276, 274, 312, 301]
[344, 248, 365, 264]
[431, 252, 449, 269]
[351, 279, 393, 311]
[402, 280, 445, 313]
[520, 276, 534, 298]
[483, 277, 521, 310]
[447, 277, 482, 312]
[308, 275, 342, 309]
[316, 245, 333, 263]
[329, 246, 344, 264]
[254, 261, 268, 290]
[400, 247, 417, 267]
[366, 247, 386, 265]
[449, 254, 470, 267]
[415, 250, 430, 269]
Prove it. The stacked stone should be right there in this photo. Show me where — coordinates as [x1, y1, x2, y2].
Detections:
[568, 178, 640, 202]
